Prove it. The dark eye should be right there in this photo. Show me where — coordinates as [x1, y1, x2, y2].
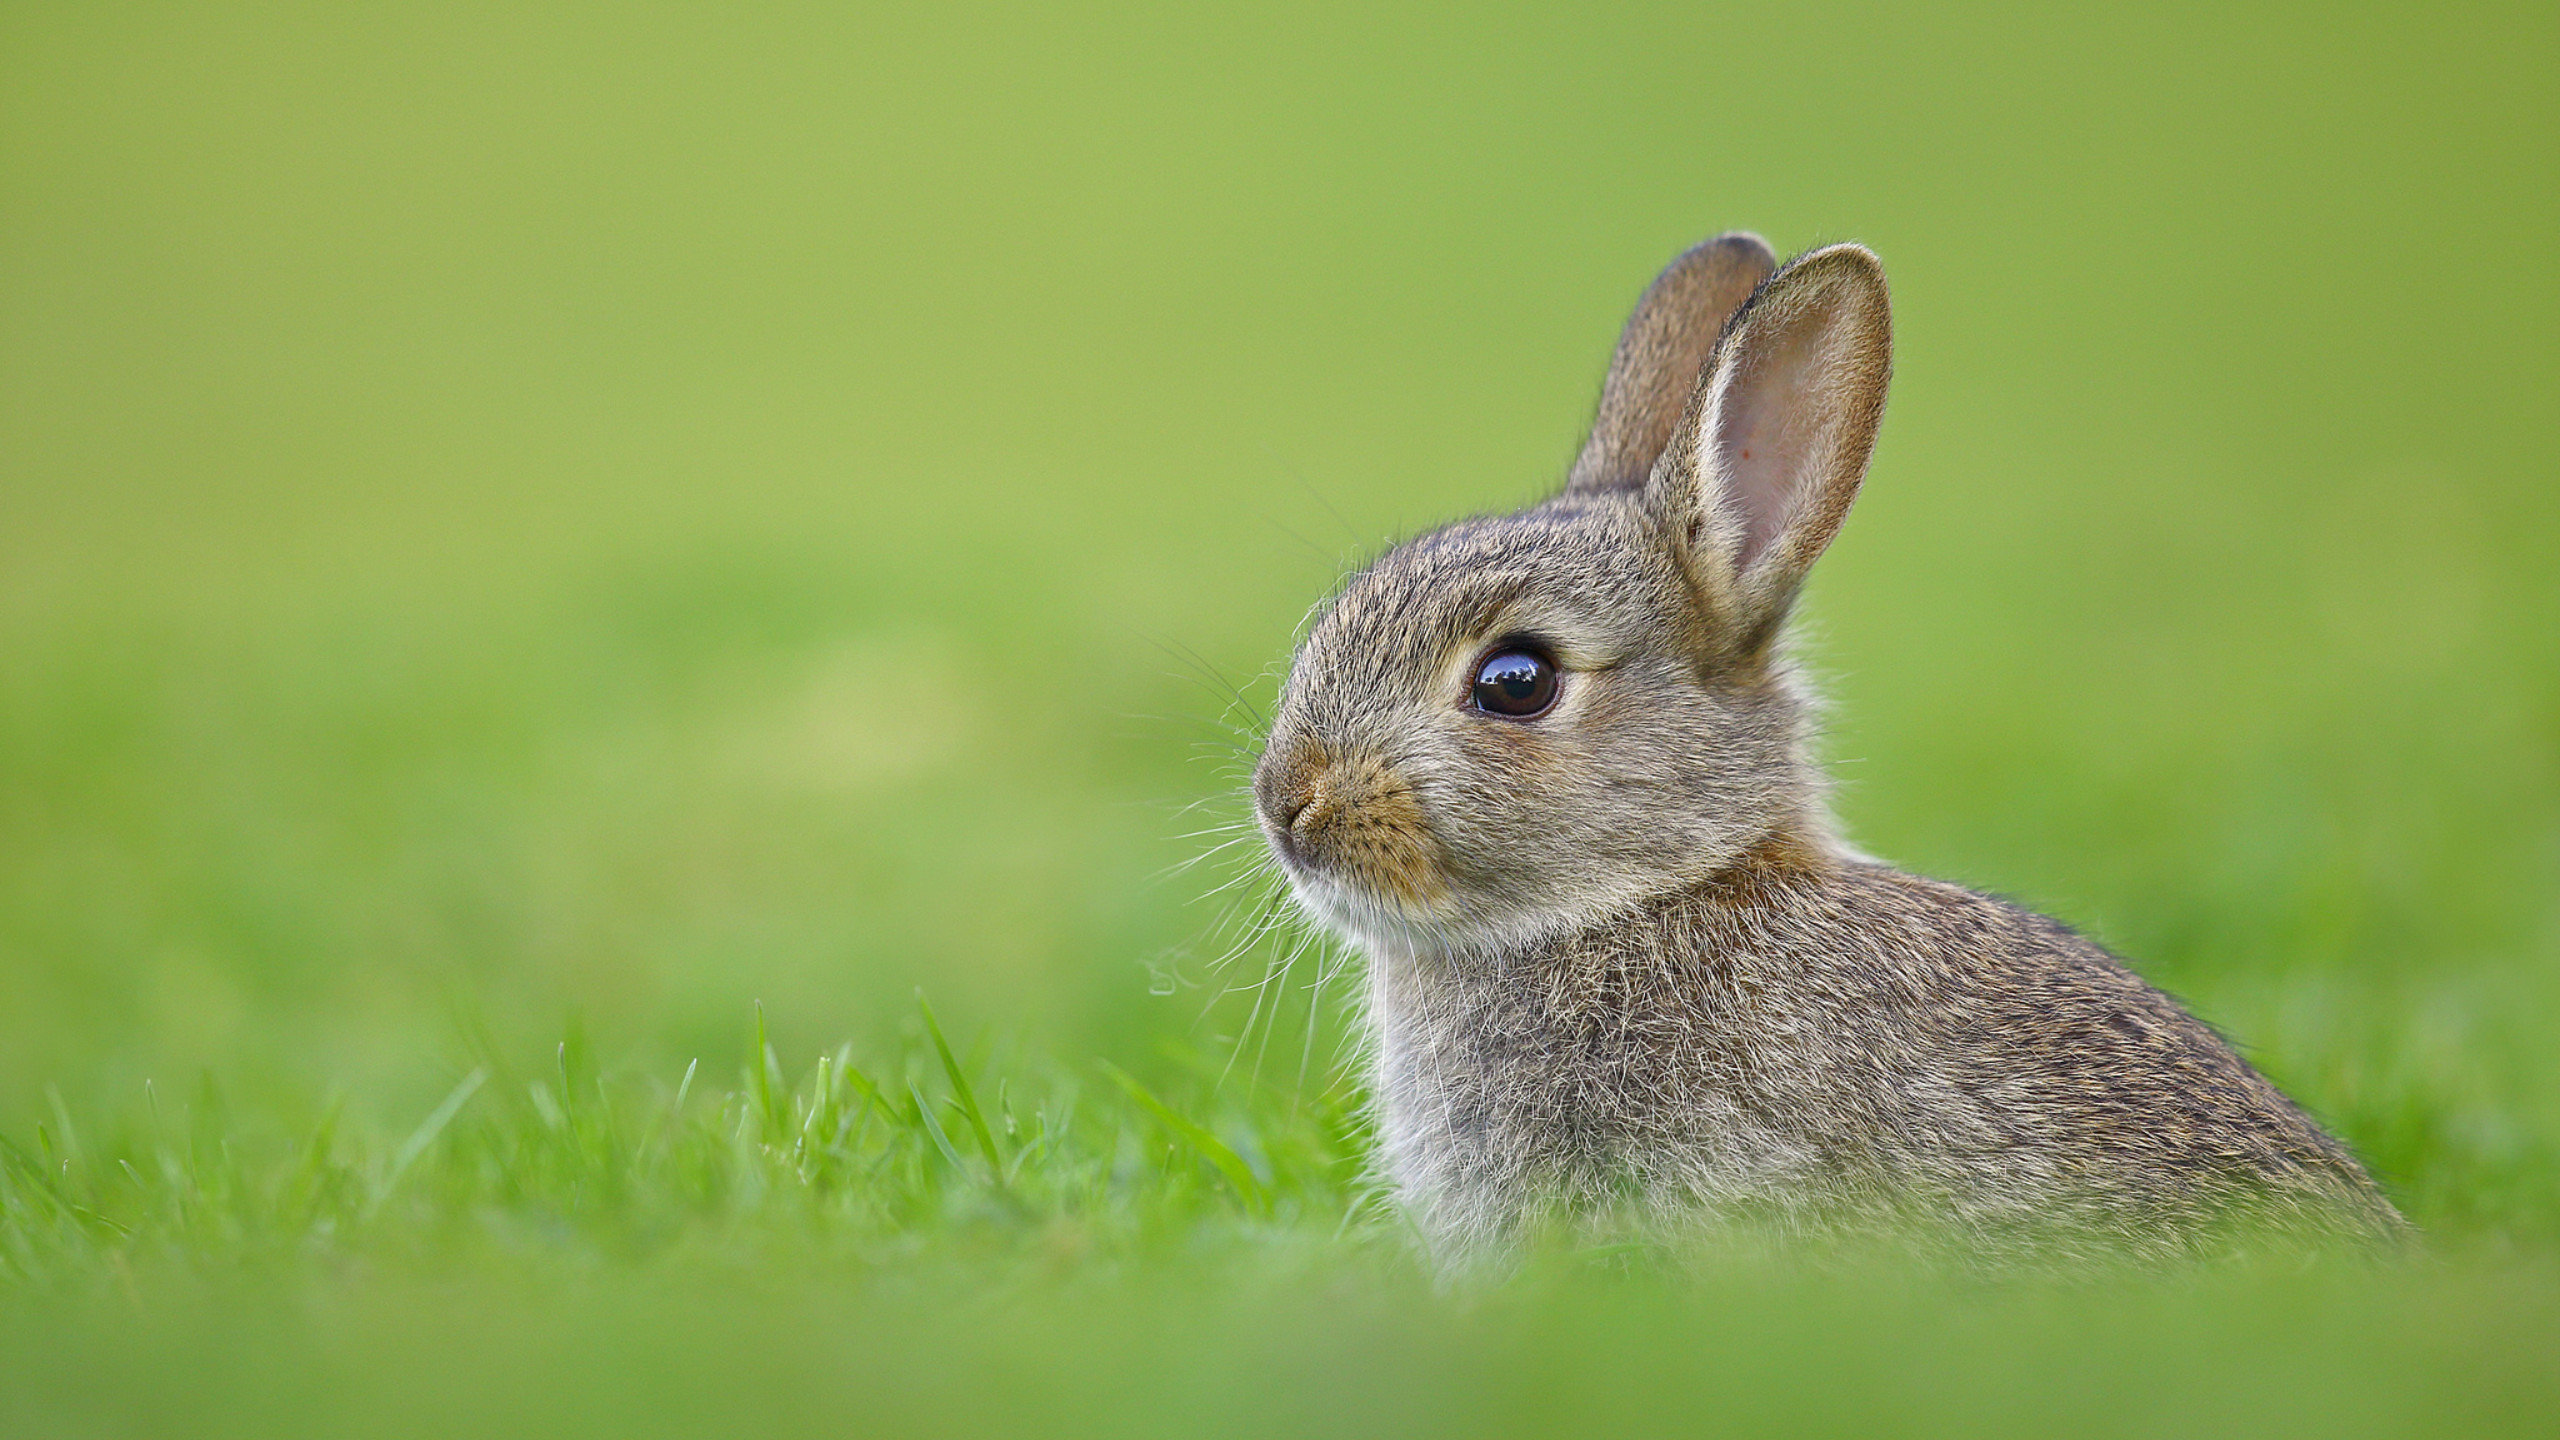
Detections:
[1470, 648, 1558, 718]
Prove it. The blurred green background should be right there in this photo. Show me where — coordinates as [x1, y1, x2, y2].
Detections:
[3, 0, 2556, 1433]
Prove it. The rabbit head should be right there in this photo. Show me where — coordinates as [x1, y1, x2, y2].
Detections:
[1254, 237, 1892, 956]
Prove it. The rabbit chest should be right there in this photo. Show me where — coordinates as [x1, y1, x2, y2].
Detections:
[1358, 889, 1975, 1244]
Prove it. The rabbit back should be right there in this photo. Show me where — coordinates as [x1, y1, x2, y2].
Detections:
[1370, 848, 2408, 1262]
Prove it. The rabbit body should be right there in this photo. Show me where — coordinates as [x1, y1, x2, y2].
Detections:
[1369, 838, 2400, 1261]
[1253, 235, 2406, 1263]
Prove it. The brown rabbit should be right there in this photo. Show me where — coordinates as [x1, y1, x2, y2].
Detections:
[1252, 235, 2407, 1266]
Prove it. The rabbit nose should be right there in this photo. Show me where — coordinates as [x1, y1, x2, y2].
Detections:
[1264, 749, 1372, 849]
[1287, 779, 1343, 844]
[1266, 776, 1328, 854]
[1254, 741, 1327, 835]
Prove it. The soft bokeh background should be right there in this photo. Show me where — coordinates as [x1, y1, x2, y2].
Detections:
[4, 0, 2556, 1431]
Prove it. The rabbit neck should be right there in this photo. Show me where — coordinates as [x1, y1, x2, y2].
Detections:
[1355, 825, 1852, 1255]
[1365, 812, 1844, 977]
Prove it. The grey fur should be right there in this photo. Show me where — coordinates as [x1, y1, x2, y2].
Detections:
[1252, 236, 2407, 1267]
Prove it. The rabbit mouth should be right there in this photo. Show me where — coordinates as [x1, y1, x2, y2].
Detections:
[1266, 810, 1450, 915]
[1256, 747, 1451, 914]
[1275, 863, 1469, 957]
[1264, 822, 1473, 963]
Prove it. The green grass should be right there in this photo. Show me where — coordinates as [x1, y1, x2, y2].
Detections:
[7, 1006, 2559, 1438]
[4, 0, 2557, 1433]
[0, 996, 1372, 1285]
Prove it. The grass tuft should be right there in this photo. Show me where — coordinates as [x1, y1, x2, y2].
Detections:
[0, 1003, 1367, 1290]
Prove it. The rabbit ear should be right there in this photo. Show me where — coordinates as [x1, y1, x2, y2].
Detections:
[1564, 233, 1777, 494]
[1653, 243, 1891, 651]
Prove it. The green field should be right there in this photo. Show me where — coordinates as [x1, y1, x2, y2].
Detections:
[4, 2, 2555, 1433]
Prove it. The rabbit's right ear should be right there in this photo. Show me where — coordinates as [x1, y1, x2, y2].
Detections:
[1651, 243, 1892, 656]
[1565, 233, 1777, 494]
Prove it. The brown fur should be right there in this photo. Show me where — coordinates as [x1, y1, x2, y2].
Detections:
[1253, 236, 2407, 1266]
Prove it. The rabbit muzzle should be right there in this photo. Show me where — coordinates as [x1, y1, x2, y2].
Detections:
[1254, 740, 1451, 916]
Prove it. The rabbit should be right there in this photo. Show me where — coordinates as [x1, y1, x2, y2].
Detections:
[1250, 234, 2409, 1267]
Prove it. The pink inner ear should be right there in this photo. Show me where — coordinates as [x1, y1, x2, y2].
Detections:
[1711, 298, 1844, 572]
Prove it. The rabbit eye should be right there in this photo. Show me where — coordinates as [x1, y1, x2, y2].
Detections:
[1471, 649, 1557, 719]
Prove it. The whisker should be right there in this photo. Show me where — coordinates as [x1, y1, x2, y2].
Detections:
[1149, 638, 1272, 734]
[1292, 930, 1345, 1110]
[1259, 509, 1345, 569]
[1216, 921, 1293, 1092]
[1262, 449, 1372, 552]
[1194, 885, 1292, 983]
[1247, 925, 1328, 1094]
[1158, 791, 1248, 821]
[1188, 856, 1288, 905]
[1151, 833, 1262, 882]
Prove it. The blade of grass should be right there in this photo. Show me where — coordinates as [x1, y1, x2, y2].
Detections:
[277, 1092, 347, 1223]
[43, 1086, 83, 1176]
[0, 1133, 70, 1211]
[798, 1054, 833, 1157]
[1099, 1062, 1270, 1217]
[373, 1067, 486, 1211]
[908, 1081, 968, 1170]
[752, 1003, 789, 1142]
[638, 1058, 700, 1168]
[835, 1058, 895, 1134]
[917, 992, 1003, 1173]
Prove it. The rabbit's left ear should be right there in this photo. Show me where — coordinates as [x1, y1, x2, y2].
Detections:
[1565, 234, 1776, 494]
[1652, 243, 1891, 653]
